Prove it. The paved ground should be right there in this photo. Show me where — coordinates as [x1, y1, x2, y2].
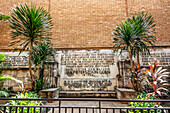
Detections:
[44, 99, 127, 113]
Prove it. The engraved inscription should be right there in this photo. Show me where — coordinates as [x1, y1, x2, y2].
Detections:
[61, 53, 115, 77]
[141, 52, 170, 66]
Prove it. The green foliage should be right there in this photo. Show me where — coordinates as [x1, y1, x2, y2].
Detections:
[0, 75, 23, 84]
[35, 77, 43, 92]
[0, 54, 11, 70]
[0, 75, 23, 97]
[6, 92, 41, 113]
[0, 54, 6, 62]
[32, 43, 54, 68]
[0, 88, 10, 97]
[9, 3, 53, 88]
[112, 19, 137, 54]
[128, 93, 161, 113]
[32, 43, 55, 92]
[0, 14, 10, 20]
[130, 12, 156, 57]
[9, 3, 53, 53]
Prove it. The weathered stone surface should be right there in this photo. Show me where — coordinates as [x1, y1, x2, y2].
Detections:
[0, 48, 170, 93]
[116, 88, 137, 99]
[140, 49, 170, 67]
[58, 50, 118, 91]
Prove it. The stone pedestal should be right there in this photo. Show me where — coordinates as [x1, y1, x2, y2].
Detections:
[116, 88, 137, 99]
[39, 87, 60, 103]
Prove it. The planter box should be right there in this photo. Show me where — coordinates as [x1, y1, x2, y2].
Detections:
[116, 88, 137, 100]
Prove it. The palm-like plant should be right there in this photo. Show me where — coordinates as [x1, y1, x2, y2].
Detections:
[9, 4, 53, 89]
[130, 12, 156, 65]
[31, 43, 55, 91]
[112, 19, 139, 71]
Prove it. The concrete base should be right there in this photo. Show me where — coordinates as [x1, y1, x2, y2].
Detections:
[116, 88, 137, 99]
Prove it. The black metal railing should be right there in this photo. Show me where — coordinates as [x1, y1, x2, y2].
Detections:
[0, 98, 169, 113]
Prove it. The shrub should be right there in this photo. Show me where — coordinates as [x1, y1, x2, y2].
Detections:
[6, 92, 41, 113]
[128, 93, 161, 113]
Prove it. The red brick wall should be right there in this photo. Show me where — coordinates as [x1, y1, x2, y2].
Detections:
[0, 0, 169, 50]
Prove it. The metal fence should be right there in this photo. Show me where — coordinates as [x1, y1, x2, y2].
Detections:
[0, 98, 170, 113]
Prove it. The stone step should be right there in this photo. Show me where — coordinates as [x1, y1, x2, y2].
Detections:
[60, 91, 116, 94]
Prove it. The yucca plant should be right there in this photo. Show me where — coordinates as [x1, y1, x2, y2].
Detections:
[113, 12, 156, 70]
[9, 3, 53, 89]
[130, 12, 156, 65]
[142, 61, 169, 97]
[112, 19, 138, 71]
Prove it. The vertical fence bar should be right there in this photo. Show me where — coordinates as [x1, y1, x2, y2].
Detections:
[4, 107, 6, 113]
[147, 109, 150, 113]
[40, 107, 42, 113]
[34, 107, 36, 113]
[112, 109, 115, 113]
[140, 109, 143, 113]
[126, 109, 128, 113]
[154, 109, 157, 113]
[106, 108, 108, 113]
[27, 107, 30, 113]
[133, 109, 136, 113]
[161, 109, 164, 113]
[93, 108, 94, 113]
[59, 100, 61, 113]
[21, 107, 23, 113]
[9, 107, 12, 113]
[46, 107, 48, 113]
[120, 109, 121, 113]
[65, 108, 67, 113]
[72, 108, 74, 113]
[52, 108, 54, 113]
[79, 108, 81, 113]
[99, 101, 101, 113]
[15, 107, 18, 113]
[86, 108, 88, 113]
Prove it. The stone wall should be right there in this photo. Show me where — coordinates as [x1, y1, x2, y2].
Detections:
[57, 50, 118, 91]
[1, 48, 170, 91]
[0, 0, 169, 50]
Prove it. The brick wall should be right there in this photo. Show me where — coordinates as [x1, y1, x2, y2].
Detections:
[0, 0, 169, 50]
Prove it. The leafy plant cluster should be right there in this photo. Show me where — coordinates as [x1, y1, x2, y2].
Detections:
[9, 3, 53, 89]
[113, 12, 156, 70]
[0, 88, 11, 97]
[0, 13, 10, 20]
[5, 92, 41, 113]
[128, 93, 162, 113]
[0, 54, 23, 97]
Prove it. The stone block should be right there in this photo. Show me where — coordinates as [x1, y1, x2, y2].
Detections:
[116, 88, 137, 100]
